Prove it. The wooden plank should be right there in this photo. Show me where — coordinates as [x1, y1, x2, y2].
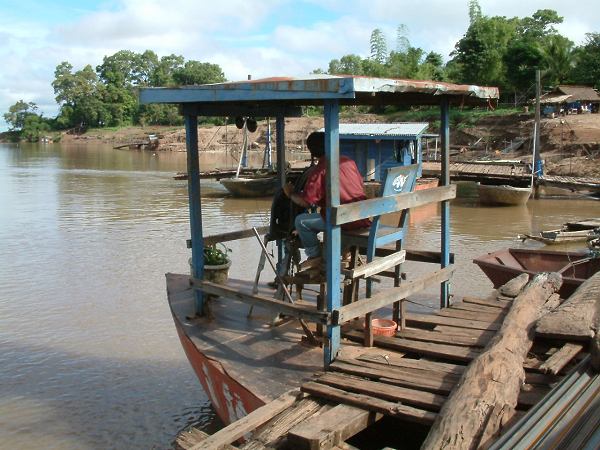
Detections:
[356, 352, 466, 376]
[176, 429, 238, 450]
[190, 389, 302, 450]
[330, 359, 457, 394]
[240, 399, 328, 450]
[539, 343, 584, 375]
[436, 307, 505, 323]
[372, 336, 480, 363]
[397, 327, 491, 348]
[287, 403, 382, 450]
[301, 381, 436, 425]
[433, 325, 497, 340]
[449, 301, 510, 314]
[193, 279, 329, 324]
[405, 312, 500, 331]
[314, 372, 446, 410]
[333, 185, 456, 226]
[344, 250, 406, 280]
[461, 295, 511, 309]
[333, 266, 455, 325]
[203, 226, 270, 246]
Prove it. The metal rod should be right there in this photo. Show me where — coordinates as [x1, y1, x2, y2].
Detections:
[252, 227, 295, 304]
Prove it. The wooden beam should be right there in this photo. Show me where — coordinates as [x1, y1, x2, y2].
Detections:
[192, 279, 329, 324]
[405, 312, 501, 332]
[396, 327, 491, 348]
[333, 266, 455, 325]
[333, 185, 456, 226]
[436, 307, 506, 323]
[202, 226, 270, 246]
[343, 250, 406, 280]
[355, 352, 466, 376]
[539, 343, 584, 375]
[287, 403, 382, 450]
[301, 381, 436, 424]
[461, 295, 511, 309]
[314, 371, 446, 410]
[190, 389, 302, 450]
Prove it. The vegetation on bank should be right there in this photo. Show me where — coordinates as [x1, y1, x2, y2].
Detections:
[3, 0, 598, 143]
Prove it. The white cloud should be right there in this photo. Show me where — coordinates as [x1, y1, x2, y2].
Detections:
[0, 0, 598, 131]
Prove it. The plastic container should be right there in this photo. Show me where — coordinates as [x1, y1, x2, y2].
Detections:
[370, 318, 398, 337]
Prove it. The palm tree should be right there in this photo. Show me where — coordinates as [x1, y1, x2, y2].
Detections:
[541, 35, 575, 85]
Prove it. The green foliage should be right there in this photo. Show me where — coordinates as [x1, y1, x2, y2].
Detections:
[172, 61, 225, 86]
[3, 100, 38, 130]
[541, 35, 575, 86]
[370, 28, 388, 63]
[21, 114, 51, 142]
[204, 244, 230, 266]
[571, 33, 600, 89]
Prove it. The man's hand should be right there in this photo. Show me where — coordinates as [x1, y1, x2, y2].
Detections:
[283, 182, 294, 197]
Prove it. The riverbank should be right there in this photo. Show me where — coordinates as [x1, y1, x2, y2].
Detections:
[4, 112, 600, 177]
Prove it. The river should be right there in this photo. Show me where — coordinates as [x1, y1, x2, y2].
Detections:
[1, 142, 598, 449]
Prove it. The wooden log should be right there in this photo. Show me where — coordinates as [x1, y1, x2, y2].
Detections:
[287, 403, 382, 450]
[539, 343, 584, 375]
[421, 272, 562, 450]
[190, 389, 302, 450]
[498, 273, 529, 297]
[301, 381, 436, 424]
[536, 271, 600, 341]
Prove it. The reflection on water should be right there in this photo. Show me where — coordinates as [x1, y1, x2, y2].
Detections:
[1, 142, 599, 448]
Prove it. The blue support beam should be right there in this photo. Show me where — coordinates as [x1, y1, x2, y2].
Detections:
[324, 100, 341, 367]
[275, 115, 286, 270]
[185, 115, 205, 315]
[440, 98, 451, 308]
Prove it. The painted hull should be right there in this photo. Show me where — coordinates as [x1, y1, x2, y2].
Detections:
[220, 175, 278, 197]
[172, 316, 265, 425]
[478, 184, 531, 206]
[473, 248, 600, 298]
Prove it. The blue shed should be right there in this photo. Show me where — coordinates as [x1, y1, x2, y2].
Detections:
[320, 123, 428, 181]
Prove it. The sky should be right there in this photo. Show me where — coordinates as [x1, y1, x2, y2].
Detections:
[0, 0, 598, 131]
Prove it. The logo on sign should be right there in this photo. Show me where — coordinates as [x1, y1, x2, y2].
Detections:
[392, 174, 408, 192]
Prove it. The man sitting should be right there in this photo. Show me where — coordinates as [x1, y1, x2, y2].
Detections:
[283, 131, 370, 268]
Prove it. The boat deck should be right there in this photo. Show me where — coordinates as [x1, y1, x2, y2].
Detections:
[173, 277, 590, 449]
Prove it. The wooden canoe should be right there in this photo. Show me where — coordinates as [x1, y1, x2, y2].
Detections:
[473, 247, 600, 298]
[220, 174, 279, 197]
[478, 184, 531, 206]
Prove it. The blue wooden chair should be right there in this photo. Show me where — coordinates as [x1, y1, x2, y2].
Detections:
[342, 164, 419, 343]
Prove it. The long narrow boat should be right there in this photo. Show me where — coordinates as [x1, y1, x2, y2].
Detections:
[473, 247, 600, 298]
[478, 184, 531, 206]
[220, 173, 279, 197]
[519, 217, 600, 245]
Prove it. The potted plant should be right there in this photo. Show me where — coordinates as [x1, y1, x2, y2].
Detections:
[189, 243, 231, 285]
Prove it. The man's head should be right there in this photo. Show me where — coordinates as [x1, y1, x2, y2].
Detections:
[306, 132, 325, 158]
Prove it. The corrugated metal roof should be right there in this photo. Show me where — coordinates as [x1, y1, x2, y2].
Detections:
[557, 85, 600, 101]
[318, 123, 428, 138]
[540, 94, 572, 104]
[139, 74, 499, 108]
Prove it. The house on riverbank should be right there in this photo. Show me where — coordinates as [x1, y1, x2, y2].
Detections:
[540, 85, 600, 115]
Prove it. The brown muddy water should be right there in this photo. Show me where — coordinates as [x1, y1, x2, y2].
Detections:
[1, 142, 599, 449]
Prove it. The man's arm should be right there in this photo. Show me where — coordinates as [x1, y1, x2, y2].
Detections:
[283, 182, 310, 208]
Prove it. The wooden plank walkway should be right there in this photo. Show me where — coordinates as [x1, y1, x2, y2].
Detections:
[177, 289, 586, 450]
[538, 174, 600, 191]
[422, 161, 531, 182]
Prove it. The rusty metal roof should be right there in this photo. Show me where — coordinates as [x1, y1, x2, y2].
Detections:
[556, 85, 600, 102]
[319, 122, 428, 138]
[139, 75, 499, 111]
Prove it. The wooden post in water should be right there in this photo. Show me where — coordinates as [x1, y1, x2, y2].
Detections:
[324, 100, 341, 367]
[185, 114, 205, 315]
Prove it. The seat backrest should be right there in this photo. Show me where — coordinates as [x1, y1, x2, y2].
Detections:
[368, 164, 419, 252]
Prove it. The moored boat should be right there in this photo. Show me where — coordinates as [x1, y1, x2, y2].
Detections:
[220, 173, 279, 197]
[519, 217, 600, 245]
[473, 247, 600, 297]
[478, 184, 531, 206]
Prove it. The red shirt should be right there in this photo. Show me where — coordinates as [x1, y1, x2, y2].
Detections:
[299, 156, 371, 230]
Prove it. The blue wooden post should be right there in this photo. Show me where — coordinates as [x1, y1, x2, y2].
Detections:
[324, 100, 341, 367]
[185, 114, 205, 315]
[275, 115, 286, 267]
[440, 98, 450, 308]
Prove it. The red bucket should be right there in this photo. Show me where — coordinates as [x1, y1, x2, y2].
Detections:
[369, 319, 397, 337]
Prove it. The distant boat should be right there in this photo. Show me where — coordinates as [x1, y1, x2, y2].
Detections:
[220, 118, 278, 198]
[478, 184, 531, 206]
[473, 247, 600, 298]
[519, 218, 600, 245]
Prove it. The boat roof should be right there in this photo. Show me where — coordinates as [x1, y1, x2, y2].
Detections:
[139, 75, 499, 114]
[319, 122, 428, 139]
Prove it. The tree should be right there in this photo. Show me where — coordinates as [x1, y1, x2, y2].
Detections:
[572, 33, 600, 89]
[541, 35, 574, 86]
[468, 0, 482, 23]
[172, 60, 225, 86]
[370, 28, 388, 64]
[150, 54, 185, 86]
[3, 100, 38, 130]
[328, 54, 365, 75]
[504, 40, 544, 92]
